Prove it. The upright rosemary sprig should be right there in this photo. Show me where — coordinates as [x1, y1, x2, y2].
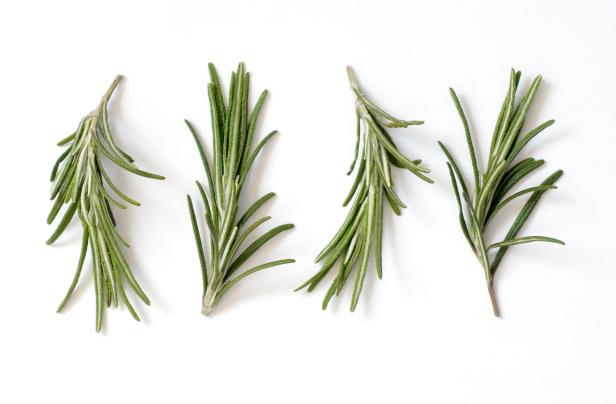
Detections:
[47, 75, 164, 332]
[296, 66, 433, 311]
[439, 69, 564, 317]
[186, 62, 295, 316]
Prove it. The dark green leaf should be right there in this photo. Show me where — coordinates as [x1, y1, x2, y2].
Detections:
[491, 169, 563, 275]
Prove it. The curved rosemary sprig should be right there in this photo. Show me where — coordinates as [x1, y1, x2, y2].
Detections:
[439, 69, 564, 317]
[297, 66, 433, 312]
[47, 75, 164, 332]
[186, 62, 295, 316]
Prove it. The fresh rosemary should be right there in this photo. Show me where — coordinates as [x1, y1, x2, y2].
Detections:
[47, 75, 164, 332]
[186, 62, 295, 316]
[439, 69, 564, 316]
[296, 66, 433, 311]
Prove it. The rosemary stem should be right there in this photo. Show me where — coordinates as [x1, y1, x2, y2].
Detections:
[202, 287, 218, 316]
[102, 75, 123, 103]
[346, 66, 359, 90]
[476, 234, 499, 317]
[487, 281, 500, 317]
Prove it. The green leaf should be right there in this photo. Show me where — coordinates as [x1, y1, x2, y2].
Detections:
[315, 184, 367, 262]
[449, 87, 480, 192]
[488, 236, 564, 250]
[97, 158, 141, 206]
[242, 90, 268, 166]
[350, 183, 377, 312]
[116, 270, 140, 322]
[219, 259, 295, 298]
[337, 225, 365, 295]
[187, 195, 208, 294]
[100, 105, 134, 163]
[446, 163, 475, 253]
[97, 139, 165, 180]
[507, 119, 555, 162]
[486, 185, 557, 224]
[196, 181, 217, 233]
[488, 69, 517, 160]
[186, 119, 216, 202]
[489, 69, 518, 164]
[239, 130, 278, 186]
[46, 202, 77, 245]
[50, 148, 71, 181]
[226, 224, 294, 278]
[57, 132, 76, 147]
[491, 158, 545, 205]
[347, 108, 362, 175]
[438, 141, 470, 196]
[383, 120, 424, 128]
[369, 119, 433, 183]
[222, 216, 272, 271]
[56, 230, 89, 312]
[237, 192, 275, 228]
[374, 187, 384, 279]
[495, 75, 542, 161]
[342, 158, 365, 207]
[321, 279, 339, 310]
[491, 169, 563, 275]
[298, 202, 367, 292]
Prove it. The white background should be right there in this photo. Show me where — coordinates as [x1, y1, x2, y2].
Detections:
[1, 0, 614, 403]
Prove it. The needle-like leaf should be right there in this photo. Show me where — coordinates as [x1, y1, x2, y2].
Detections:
[491, 170, 564, 275]
[488, 236, 565, 250]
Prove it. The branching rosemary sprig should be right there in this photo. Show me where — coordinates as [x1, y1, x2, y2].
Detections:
[47, 75, 164, 332]
[296, 66, 433, 311]
[186, 62, 295, 316]
[439, 69, 565, 317]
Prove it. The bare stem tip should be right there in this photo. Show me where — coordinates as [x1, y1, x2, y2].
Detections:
[346, 65, 359, 89]
[488, 282, 501, 317]
[102, 75, 124, 103]
[201, 305, 212, 316]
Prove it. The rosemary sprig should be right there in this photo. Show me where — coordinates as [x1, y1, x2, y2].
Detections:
[47, 75, 164, 332]
[296, 66, 433, 311]
[439, 69, 564, 317]
[186, 62, 295, 316]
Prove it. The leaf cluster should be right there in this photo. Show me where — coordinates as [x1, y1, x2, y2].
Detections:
[47, 76, 164, 332]
[297, 67, 433, 311]
[186, 62, 295, 315]
[439, 69, 564, 316]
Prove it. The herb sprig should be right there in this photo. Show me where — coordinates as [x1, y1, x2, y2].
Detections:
[296, 66, 433, 311]
[439, 69, 564, 316]
[47, 75, 164, 332]
[186, 62, 295, 316]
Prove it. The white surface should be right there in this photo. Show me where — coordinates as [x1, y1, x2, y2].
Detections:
[1, 0, 614, 403]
